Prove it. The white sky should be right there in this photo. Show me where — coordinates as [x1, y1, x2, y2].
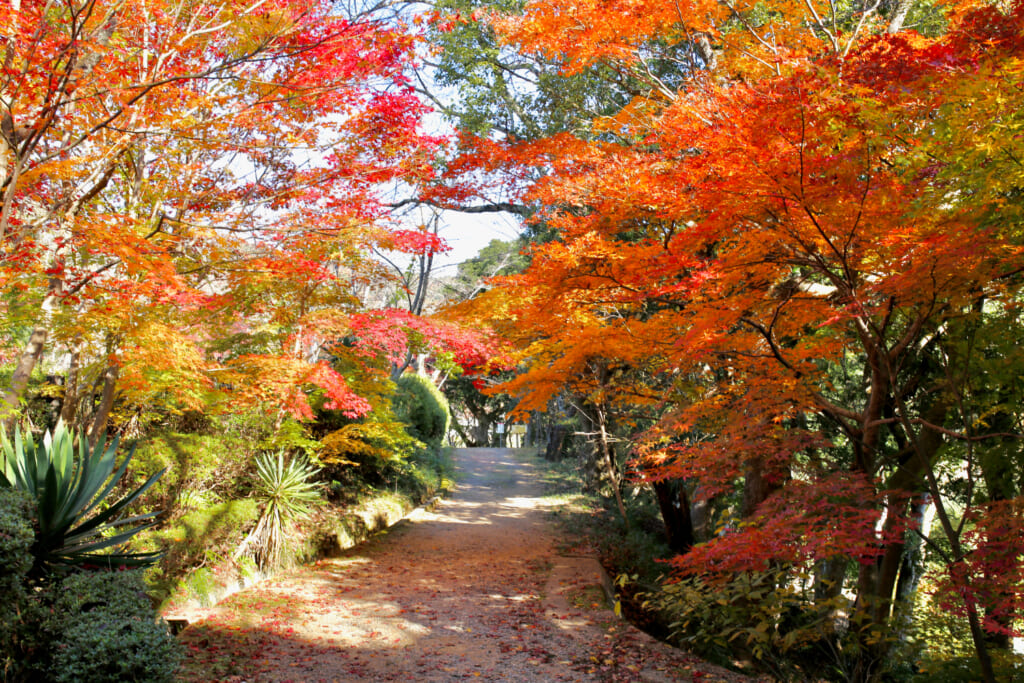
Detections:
[431, 209, 523, 273]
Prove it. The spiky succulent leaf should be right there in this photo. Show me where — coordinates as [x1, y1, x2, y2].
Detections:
[0, 422, 166, 574]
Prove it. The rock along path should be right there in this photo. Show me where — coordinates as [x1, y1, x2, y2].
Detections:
[177, 448, 757, 682]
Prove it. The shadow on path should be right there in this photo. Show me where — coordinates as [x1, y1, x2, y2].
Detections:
[176, 448, 754, 683]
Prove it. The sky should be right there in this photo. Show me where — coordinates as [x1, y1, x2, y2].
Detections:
[432, 209, 523, 273]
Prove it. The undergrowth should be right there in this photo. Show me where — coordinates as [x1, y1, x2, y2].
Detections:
[531, 451, 674, 636]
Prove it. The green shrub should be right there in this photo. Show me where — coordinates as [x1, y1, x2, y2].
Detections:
[0, 488, 34, 589]
[393, 373, 450, 448]
[235, 452, 320, 571]
[644, 568, 850, 680]
[126, 431, 256, 511]
[49, 568, 156, 619]
[1, 488, 36, 679]
[45, 570, 181, 683]
[394, 446, 455, 502]
[0, 423, 164, 575]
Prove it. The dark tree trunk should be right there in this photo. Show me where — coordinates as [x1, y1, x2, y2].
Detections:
[544, 423, 569, 461]
[652, 480, 695, 554]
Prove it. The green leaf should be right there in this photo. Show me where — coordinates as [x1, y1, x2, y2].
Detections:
[0, 421, 166, 575]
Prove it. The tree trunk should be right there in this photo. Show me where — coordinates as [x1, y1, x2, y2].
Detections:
[86, 361, 119, 449]
[471, 416, 492, 447]
[691, 488, 713, 543]
[1, 278, 64, 431]
[893, 495, 932, 640]
[652, 480, 695, 553]
[886, 0, 916, 34]
[740, 455, 785, 518]
[979, 414, 1018, 650]
[595, 403, 627, 522]
[1, 324, 48, 432]
[60, 342, 82, 427]
[544, 423, 569, 461]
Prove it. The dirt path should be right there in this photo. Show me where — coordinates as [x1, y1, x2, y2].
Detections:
[177, 448, 754, 682]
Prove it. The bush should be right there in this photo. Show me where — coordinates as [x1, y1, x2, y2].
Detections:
[1, 488, 36, 679]
[0, 488, 34, 591]
[126, 431, 257, 512]
[644, 567, 850, 680]
[45, 570, 181, 683]
[393, 373, 450, 448]
[235, 452, 320, 571]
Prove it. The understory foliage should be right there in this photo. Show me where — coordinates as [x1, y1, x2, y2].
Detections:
[394, 372, 452, 448]
[439, 0, 1024, 680]
[235, 452, 320, 571]
[0, 487, 180, 683]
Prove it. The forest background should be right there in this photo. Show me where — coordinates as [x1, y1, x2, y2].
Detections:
[1, 0, 1023, 681]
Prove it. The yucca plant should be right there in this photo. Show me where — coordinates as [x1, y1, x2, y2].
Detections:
[0, 422, 165, 576]
[235, 451, 320, 571]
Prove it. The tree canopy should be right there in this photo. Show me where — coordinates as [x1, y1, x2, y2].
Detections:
[439, 0, 1024, 680]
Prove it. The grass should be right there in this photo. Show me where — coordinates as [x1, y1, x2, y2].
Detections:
[523, 449, 678, 639]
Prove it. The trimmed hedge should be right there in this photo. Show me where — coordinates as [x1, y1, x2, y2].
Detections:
[393, 373, 450, 448]
[1, 488, 36, 679]
[46, 571, 181, 683]
[0, 488, 33, 591]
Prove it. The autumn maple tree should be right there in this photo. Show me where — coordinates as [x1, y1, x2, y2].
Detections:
[438, 0, 1024, 679]
[0, 0, 463, 435]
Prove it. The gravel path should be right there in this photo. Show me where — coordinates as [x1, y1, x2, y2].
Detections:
[176, 448, 758, 682]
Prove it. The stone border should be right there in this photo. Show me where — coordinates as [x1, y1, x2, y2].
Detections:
[162, 491, 440, 628]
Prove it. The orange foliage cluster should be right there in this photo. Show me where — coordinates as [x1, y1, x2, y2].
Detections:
[0, 0, 493, 424]
[447, 0, 1024, 667]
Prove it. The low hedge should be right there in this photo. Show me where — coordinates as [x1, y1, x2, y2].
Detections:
[393, 373, 450, 448]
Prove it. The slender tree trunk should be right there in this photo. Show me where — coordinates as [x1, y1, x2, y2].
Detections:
[595, 403, 627, 522]
[60, 341, 82, 427]
[448, 415, 471, 446]
[1, 279, 63, 431]
[886, 0, 916, 34]
[1, 324, 48, 431]
[86, 360, 119, 449]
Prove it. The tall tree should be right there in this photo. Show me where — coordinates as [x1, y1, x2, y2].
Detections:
[0, 0, 444, 430]
[443, 0, 1024, 679]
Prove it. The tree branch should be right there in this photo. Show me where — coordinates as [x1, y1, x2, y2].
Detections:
[389, 197, 531, 217]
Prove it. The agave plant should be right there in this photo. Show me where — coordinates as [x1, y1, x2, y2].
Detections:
[235, 451, 320, 570]
[0, 422, 165, 576]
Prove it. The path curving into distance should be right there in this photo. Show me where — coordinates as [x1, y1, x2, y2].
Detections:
[176, 448, 756, 682]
